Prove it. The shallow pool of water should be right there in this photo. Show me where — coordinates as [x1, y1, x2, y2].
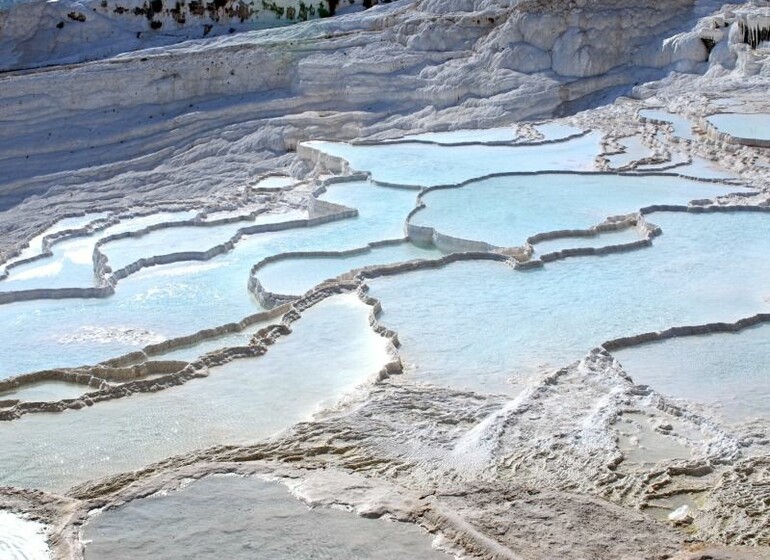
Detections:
[256, 242, 441, 297]
[534, 122, 584, 141]
[707, 113, 770, 143]
[0, 181, 416, 378]
[532, 227, 643, 255]
[638, 109, 695, 141]
[0, 381, 90, 403]
[606, 136, 654, 169]
[0, 211, 198, 292]
[82, 476, 449, 560]
[102, 210, 306, 273]
[368, 211, 770, 394]
[153, 319, 272, 363]
[669, 156, 738, 180]
[412, 174, 732, 248]
[0, 213, 109, 275]
[613, 324, 770, 423]
[0, 294, 389, 492]
[304, 132, 601, 187]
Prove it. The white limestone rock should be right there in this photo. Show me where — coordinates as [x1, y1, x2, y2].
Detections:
[497, 42, 551, 72]
[516, 11, 566, 52]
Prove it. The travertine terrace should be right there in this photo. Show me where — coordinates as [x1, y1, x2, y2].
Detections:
[0, 0, 769, 559]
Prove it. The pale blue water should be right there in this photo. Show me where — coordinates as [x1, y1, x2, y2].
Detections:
[534, 123, 584, 141]
[707, 113, 770, 142]
[0, 213, 109, 275]
[0, 211, 198, 292]
[0, 124, 765, 508]
[368, 212, 770, 395]
[304, 132, 601, 186]
[256, 242, 441, 296]
[102, 210, 306, 273]
[0, 181, 416, 378]
[669, 156, 739, 180]
[638, 109, 695, 141]
[315, 181, 417, 240]
[0, 381, 90, 402]
[0, 294, 389, 492]
[606, 136, 654, 169]
[412, 174, 732, 248]
[613, 324, 770, 423]
[154, 319, 271, 363]
[532, 227, 643, 255]
[83, 476, 448, 560]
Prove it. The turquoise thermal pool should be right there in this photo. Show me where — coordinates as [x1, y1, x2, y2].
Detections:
[0, 211, 198, 292]
[606, 136, 655, 169]
[638, 109, 695, 141]
[0, 111, 765, 539]
[533, 123, 585, 141]
[4, 0, 770, 552]
[303, 132, 602, 186]
[707, 113, 770, 144]
[255, 242, 441, 297]
[367, 211, 770, 395]
[411, 174, 732, 248]
[82, 476, 449, 560]
[101, 210, 307, 273]
[0, 212, 109, 275]
[0, 294, 389, 491]
[151, 318, 272, 363]
[531, 226, 644, 255]
[0, 381, 90, 403]
[667, 156, 740, 180]
[613, 324, 770, 423]
[0, 181, 416, 378]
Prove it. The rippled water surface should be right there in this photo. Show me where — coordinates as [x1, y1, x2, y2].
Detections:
[369, 212, 770, 394]
[304, 132, 601, 186]
[0, 294, 389, 491]
[83, 476, 449, 560]
[0, 181, 414, 378]
[613, 324, 770, 422]
[412, 173, 731, 247]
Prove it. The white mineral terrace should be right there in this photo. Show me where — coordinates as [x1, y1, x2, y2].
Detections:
[1, 0, 770, 559]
